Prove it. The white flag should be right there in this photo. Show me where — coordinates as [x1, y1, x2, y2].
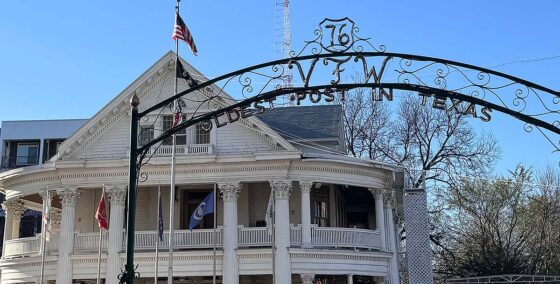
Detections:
[43, 192, 51, 242]
[265, 190, 274, 236]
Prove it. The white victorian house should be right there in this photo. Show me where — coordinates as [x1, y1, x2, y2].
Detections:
[0, 52, 405, 284]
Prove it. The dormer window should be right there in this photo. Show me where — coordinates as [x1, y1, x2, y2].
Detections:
[195, 123, 210, 144]
[162, 115, 187, 145]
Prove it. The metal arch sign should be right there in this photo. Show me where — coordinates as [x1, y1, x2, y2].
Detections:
[122, 17, 560, 282]
[139, 18, 559, 158]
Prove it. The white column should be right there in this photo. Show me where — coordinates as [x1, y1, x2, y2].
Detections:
[347, 274, 354, 284]
[106, 185, 127, 284]
[384, 190, 400, 284]
[270, 180, 292, 284]
[300, 273, 315, 284]
[299, 181, 313, 248]
[369, 188, 386, 250]
[56, 187, 80, 284]
[219, 182, 240, 284]
[1, 199, 26, 249]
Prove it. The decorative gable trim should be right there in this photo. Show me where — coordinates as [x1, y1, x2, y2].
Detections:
[55, 51, 296, 161]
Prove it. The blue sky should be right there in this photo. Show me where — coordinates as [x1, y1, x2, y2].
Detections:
[1, 1, 559, 174]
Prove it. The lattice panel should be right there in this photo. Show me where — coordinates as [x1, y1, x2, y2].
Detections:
[404, 189, 434, 284]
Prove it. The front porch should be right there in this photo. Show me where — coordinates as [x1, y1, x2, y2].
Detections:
[0, 157, 403, 284]
[3, 225, 383, 258]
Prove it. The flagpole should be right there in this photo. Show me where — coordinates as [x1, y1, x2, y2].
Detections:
[39, 189, 49, 284]
[155, 185, 161, 284]
[168, 1, 181, 283]
[272, 192, 275, 284]
[97, 186, 105, 284]
[212, 183, 217, 284]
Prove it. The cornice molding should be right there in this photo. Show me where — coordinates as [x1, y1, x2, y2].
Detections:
[2, 158, 391, 201]
[56, 53, 176, 161]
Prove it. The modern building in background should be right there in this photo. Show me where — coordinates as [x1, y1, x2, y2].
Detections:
[0, 119, 86, 256]
[0, 52, 405, 284]
[0, 119, 87, 171]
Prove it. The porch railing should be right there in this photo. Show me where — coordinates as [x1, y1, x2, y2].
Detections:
[311, 226, 382, 249]
[2, 226, 382, 258]
[144, 144, 213, 156]
[3, 235, 60, 257]
[129, 228, 223, 250]
[74, 232, 109, 252]
[3, 236, 40, 257]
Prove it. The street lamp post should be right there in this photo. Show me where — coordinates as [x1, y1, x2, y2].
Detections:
[123, 94, 140, 283]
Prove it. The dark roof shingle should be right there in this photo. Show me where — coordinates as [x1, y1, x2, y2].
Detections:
[256, 105, 342, 141]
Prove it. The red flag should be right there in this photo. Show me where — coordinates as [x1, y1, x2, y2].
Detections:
[95, 193, 108, 231]
[172, 13, 198, 55]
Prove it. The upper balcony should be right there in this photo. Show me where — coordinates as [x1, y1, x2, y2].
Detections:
[145, 144, 214, 156]
[2, 225, 382, 258]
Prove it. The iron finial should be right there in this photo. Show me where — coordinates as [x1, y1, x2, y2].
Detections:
[130, 95, 140, 107]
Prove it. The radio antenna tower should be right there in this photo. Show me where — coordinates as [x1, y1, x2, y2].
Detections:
[274, 0, 294, 106]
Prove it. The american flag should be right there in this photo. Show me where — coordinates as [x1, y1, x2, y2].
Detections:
[172, 13, 198, 55]
[172, 103, 182, 127]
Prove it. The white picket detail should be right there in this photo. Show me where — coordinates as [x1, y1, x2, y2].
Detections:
[73, 232, 108, 252]
[145, 144, 213, 156]
[46, 235, 59, 252]
[311, 227, 382, 249]
[127, 229, 223, 250]
[238, 227, 272, 247]
[189, 144, 213, 154]
[290, 225, 302, 246]
[2, 226, 382, 257]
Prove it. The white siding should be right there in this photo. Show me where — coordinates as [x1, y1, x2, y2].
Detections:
[289, 185, 302, 225]
[238, 184, 250, 227]
[216, 123, 274, 155]
[247, 182, 272, 227]
[75, 188, 103, 233]
[76, 115, 130, 159]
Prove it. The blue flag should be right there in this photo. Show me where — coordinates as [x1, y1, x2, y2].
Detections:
[189, 191, 214, 230]
[158, 193, 164, 241]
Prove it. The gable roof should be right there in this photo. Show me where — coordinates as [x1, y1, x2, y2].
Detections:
[54, 51, 296, 161]
[256, 105, 344, 141]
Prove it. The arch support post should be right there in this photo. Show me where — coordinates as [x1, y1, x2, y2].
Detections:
[404, 188, 434, 284]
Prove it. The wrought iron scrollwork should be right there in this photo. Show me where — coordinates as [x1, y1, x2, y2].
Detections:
[122, 17, 560, 284]
[135, 17, 560, 168]
[289, 17, 385, 57]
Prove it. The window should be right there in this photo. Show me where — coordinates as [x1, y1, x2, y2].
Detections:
[182, 191, 215, 229]
[162, 115, 187, 145]
[16, 142, 39, 166]
[195, 123, 211, 144]
[43, 139, 65, 162]
[312, 187, 330, 227]
[138, 126, 154, 147]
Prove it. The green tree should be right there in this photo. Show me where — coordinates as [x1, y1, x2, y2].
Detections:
[432, 166, 560, 279]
